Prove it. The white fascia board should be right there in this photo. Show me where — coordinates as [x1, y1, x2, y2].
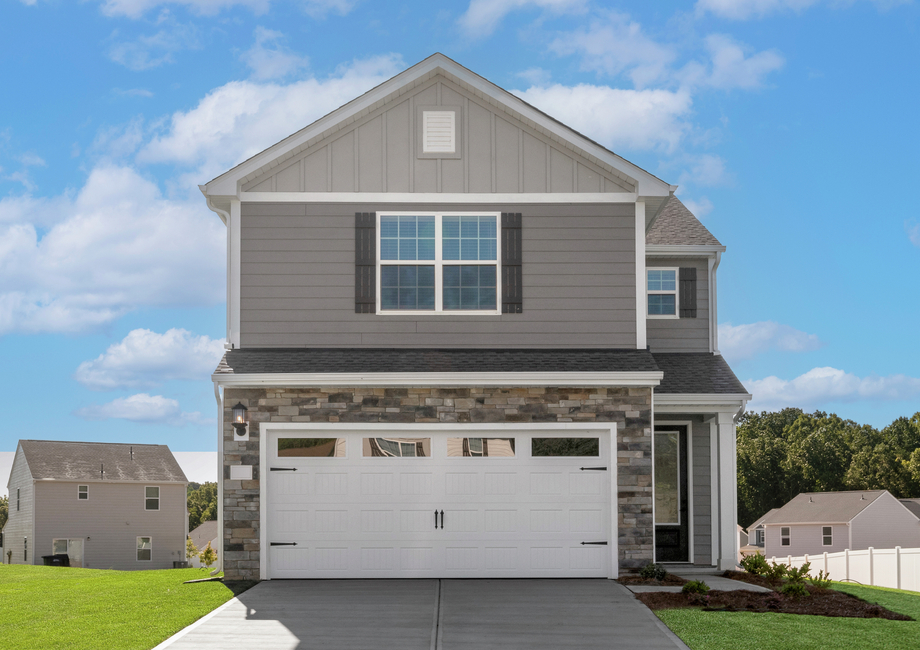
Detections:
[204, 54, 672, 198]
[238, 191, 638, 204]
[654, 393, 750, 414]
[645, 245, 726, 255]
[213, 371, 663, 388]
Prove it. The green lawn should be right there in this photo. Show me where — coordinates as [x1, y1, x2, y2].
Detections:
[0, 564, 255, 650]
[655, 583, 920, 650]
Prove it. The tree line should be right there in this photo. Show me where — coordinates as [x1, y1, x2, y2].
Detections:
[737, 408, 920, 527]
[187, 481, 217, 531]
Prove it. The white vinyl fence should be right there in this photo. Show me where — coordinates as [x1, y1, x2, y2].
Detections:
[770, 546, 920, 592]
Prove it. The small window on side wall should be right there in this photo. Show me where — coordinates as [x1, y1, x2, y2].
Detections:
[647, 268, 678, 318]
[145, 486, 160, 511]
[137, 537, 152, 561]
[781, 527, 791, 546]
[822, 526, 832, 546]
[78, 485, 88, 500]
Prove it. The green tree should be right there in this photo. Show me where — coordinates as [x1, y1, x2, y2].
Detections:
[199, 541, 217, 571]
[0, 495, 8, 532]
[186, 537, 199, 562]
[187, 482, 218, 531]
[736, 408, 801, 527]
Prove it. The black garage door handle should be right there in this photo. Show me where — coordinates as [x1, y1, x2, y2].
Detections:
[270, 542, 298, 546]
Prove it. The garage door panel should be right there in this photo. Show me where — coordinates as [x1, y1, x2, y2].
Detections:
[445, 472, 478, 495]
[315, 509, 349, 533]
[314, 547, 349, 571]
[483, 509, 517, 533]
[315, 473, 348, 495]
[361, 473, 394, 496]
[400, 473, 433, 495]
[570, 546, 605, 570]
[530, 509, 564, 533]
[530, 472, 564, 494]
[570, 509, 603, 533]
[401, 509, 437, 532]
[360, 509, 395, 533]
[484, 472, 517, 495]
[570, 473, 604, 495]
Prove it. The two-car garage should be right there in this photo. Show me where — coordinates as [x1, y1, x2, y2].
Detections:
[261, 424, 617, 579]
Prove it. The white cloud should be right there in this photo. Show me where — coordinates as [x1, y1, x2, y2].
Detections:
[513, 84, 692, 153]
[678, 153, 728, 187]
[75, 328, 225, 390]
[114, 88, 155, 98]
[98, 0, 351, 19]
[906, 220, 920, 248]
[696, 0, 907, 20]
[517, 67, 553, 86]
[18, 153, 46, 167]
[459, 0, 588, 38]
[108, 23, 200, 71]
[720, 321, 824, 361]
[680, 196, 714, 217]
[138, 54, 403, 181]
[0, 165, 225, 335]
[549, 12, 676, 87]
[747, 367, 920, 412]
[240, 27, 309, 81]
[695, 34, 785, 89]
[75, 392, 205, 425]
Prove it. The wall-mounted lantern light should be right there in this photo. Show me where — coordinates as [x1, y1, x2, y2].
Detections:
[231, 402, 249, 440]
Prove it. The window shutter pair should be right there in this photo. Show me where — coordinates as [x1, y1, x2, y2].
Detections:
[679, 267, 697, 319]
[354, 212, 524, 314]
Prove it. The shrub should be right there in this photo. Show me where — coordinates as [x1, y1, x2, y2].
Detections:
[682, 580, 711, 595]
[199, 542, 218, 571]
[740, 552, 769, 576]
[764, 561, 788, 584]
[186, 537, 199, 562]
[640, 563, 668, 581]
[785, 562, 811, 586]
[780, 582, 810, 598]
[808, 570, 832, 589]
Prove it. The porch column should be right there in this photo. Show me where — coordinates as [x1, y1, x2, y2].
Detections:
[717, 411, 738, 570]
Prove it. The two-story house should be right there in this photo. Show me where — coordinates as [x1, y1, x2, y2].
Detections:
[4, 440, 188, 569]
[201, 53, 751, 581]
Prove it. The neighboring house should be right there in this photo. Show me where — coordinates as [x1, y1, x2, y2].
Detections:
[741, 508, 777, 558]
[188, 520, 219, 568]
[756, 490, 920, 558]
[5, 440, 188, 570]
[899, 498, 920, 519]
[200, 53, 751, 581]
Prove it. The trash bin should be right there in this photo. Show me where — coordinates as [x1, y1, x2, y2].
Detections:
[41, 554, 70, 567]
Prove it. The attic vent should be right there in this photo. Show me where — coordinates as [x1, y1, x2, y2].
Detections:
[422, 111, 455, 153]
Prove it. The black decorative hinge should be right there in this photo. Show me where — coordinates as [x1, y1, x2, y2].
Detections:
[270, 542, 298, 546]
[270, 467, 298, 472]
[580, 541, 608, 545]
[579, 467, 607, 471]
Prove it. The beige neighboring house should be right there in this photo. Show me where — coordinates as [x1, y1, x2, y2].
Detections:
[753, 490, 920, 559]
[188, 520, 219, 568]
[741, 508, 778, 558]
[3, 440, 188, 570]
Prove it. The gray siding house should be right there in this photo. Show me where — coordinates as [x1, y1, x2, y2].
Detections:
[201, 53, 751, 580]
[4, 440, 188, 570]
[756, 490, 920, 559]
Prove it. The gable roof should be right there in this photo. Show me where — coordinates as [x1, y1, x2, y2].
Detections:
[746, 508, 778, 533]
[16, 440, 187, 483]
[202, 53, 673, 206]
[646, 196, 723, 248]
[652, 353, 748, 395]
[189, 520, 219, 549]
[762, 490, 889, 525]
[899, 499, 920, 520]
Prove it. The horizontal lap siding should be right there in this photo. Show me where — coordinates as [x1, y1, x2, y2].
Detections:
[240, 202, 637, 348]
[5, 448, 34, 564]
[646, 257, 710, 352]
[852, 494, 920, 551]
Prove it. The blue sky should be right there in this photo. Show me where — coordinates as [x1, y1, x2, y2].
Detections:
[1, 0, 918, 462]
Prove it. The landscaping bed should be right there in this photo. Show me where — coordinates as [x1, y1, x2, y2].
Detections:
[618, 573, 688, 587]
[637, 585, 911, 619]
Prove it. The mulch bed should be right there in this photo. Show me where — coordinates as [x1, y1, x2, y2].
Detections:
[636, 577, 912, 620]
[618, 573, 688, 586]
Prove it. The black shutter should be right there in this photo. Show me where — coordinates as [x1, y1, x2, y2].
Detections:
[501, 213, 523, 313]
[679, 267, 697, 318]
[355, 213, 376, 313]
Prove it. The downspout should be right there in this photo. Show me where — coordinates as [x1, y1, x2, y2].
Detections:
[710, 251, 722, 355]
[200, 188, 232, 347]
[212, 380, 223, 576]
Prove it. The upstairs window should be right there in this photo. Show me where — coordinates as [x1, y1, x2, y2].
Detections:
[822, 526, 833, 546]
[781, 527, 791, 546]
[755, 528, 764, 546]
[378, 213, 500, 314]
[78, 485, 88, 500]
[647, 268, 678, 318]
[145, 486, 160, 511]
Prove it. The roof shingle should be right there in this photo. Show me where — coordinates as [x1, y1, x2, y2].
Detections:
[646, 196, 722, 247]
[18, 440, 187, 483]
[762, 490, 889, 525]
[652, 353, 748, 394]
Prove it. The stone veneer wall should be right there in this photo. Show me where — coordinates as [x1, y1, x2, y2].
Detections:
[221, 386, 652, 580]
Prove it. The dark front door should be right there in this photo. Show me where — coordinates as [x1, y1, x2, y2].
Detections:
[654, 425, 689, 562]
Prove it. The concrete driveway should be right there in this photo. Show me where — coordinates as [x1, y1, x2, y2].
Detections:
[157, 579, 688, 650]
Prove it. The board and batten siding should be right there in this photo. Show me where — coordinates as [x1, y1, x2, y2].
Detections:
[240, 75, 634, 196]
[32, 482, 187, 570]
[851, 493, 920, 551]
[239, 202, 637, 348]
[4, 445, 34, 564]
[691, 417, 713, 564]
[645, 257, 710, 353]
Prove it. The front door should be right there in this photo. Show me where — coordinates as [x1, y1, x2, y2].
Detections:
[654, 425, 689, 562]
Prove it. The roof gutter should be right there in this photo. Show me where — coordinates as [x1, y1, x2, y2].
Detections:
[211, 371, 664, 388]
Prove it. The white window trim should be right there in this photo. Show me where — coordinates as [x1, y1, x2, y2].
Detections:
[780, 526, 791, 546]
[822, 526, 833, 546]
[145, 486, 160, 512]
[376, 211, 502, 316]
[78, 485, 88, 501]
[137, 536, 153, 562]
[647, 267, 679, 319]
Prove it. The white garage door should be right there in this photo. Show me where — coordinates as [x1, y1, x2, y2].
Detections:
[264, 426, 616, 579]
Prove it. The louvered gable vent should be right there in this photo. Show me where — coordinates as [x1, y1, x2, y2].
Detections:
[422, 110, 455, 153]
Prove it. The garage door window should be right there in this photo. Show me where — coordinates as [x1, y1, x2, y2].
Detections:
[364, 438, 431, 457]
[448, 438, 515, 457]
[532, 438, 599, 456]
[278, 438, 346, 458]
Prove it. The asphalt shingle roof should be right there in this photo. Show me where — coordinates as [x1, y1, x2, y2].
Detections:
[652, 353, 748, 394]
[899, 499, 920, 520]
[646, 196, 722, 247]
[18, 440, 187, 483]
[189, 520, 219, 549]
[762, 490, 890, 525]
